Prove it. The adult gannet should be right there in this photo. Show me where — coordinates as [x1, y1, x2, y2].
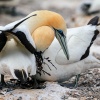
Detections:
[33, 16, 100, 87]
[0, 15, 38, 87]
[23, 10, 69, 60]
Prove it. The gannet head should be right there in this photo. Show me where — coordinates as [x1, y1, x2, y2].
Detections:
[32, 26, 54, 52]
[25, 10, 69, 59]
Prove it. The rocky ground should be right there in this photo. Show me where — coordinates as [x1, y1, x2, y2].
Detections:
[0, 0, 100, 100]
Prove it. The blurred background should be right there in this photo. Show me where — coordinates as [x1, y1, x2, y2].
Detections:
[1, 0, 100, 81]
[0, 0, 100, 45]
[0, 0, 100, 99]
[0, 0, 100, 27]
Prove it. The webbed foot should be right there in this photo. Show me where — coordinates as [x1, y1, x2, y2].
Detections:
[59, 74, 81, 88]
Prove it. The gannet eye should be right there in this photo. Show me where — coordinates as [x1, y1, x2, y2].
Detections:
[56, 29, 65, 37]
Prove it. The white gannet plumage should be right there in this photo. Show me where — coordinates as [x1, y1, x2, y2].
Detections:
[35, 16, 100, 83]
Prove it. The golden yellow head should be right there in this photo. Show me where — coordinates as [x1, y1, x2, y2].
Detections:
[24, 10, 69, 59]
[25, 10, 66, 34]
[32, 26, 54, 51]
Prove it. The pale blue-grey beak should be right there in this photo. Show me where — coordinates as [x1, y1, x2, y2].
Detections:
[54, 29, 69, 60]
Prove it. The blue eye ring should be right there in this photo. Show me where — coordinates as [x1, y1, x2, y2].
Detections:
[57, 29, 65, 37]
[53, 27, 65, 37]
[57, 29, 63, 33]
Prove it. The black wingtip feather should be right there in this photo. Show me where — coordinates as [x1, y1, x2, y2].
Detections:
[88, 16, 99, 25]
[14, 69, 27, 83]
[0, 33, 7, 52]
[12, 31, 37, 54]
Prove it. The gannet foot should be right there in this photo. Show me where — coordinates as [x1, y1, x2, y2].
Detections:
[74, 74, 80, 88]
[18, 75, 38, 89]
[0, 82, 6, 90]
[59, 74, 81, 88]
[59, 82, 77, 88]
[0, 74, 7, 89]
[29, 76, 46, 89]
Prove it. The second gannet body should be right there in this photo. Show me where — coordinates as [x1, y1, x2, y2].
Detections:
[34, 16, 100, 83]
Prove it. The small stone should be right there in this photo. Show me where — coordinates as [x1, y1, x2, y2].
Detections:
[93, 98, 97, 100]
[17, 96, 22, 100]
[80, 97, 86, 100]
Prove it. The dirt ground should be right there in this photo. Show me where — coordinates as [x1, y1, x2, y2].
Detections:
[0, 0, 100, 100]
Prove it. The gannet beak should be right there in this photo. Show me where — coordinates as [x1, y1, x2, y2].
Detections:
[54, 29, 69, 60]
